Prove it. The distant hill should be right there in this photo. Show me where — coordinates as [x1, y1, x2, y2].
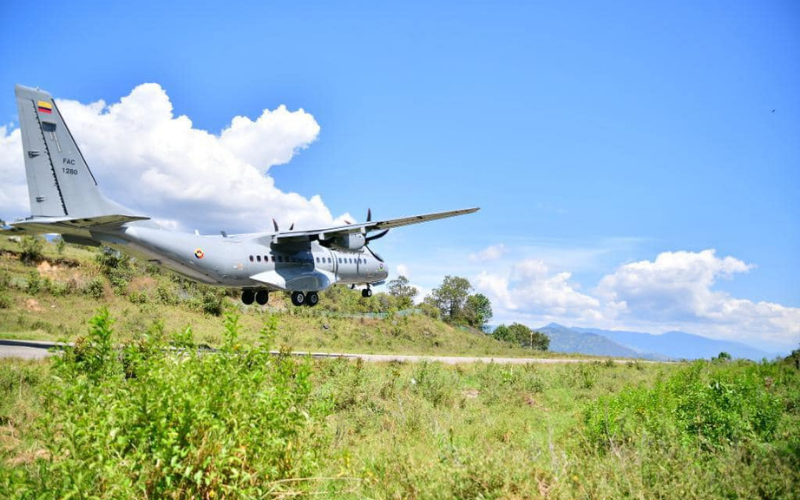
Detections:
[571, 326, 776, 361]
[537, 323, 659, 359]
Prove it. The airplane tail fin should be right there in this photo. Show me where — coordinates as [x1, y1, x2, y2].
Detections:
[15, 84, 127, 218]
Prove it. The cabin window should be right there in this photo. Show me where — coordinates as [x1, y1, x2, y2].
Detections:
[249, 255, 254, 262]
[264, 255, 268, 262]
[256, 255, 261, 262]
[338, 258, 342, 264]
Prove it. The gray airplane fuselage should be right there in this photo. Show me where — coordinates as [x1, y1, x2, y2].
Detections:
[102, 224, 388, 290]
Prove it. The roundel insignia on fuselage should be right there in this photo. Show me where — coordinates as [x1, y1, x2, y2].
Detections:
[194, 248, 205, 259]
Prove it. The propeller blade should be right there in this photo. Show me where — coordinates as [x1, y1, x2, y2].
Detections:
[367, 208, 372, 222]
[289, 223, 294, 231]
[366, 245, 385, 263]
[365, 229, 389, 243]
[272, 219, 279, 232]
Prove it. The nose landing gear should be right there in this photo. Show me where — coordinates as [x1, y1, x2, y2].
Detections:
[361, 286, 373, 298]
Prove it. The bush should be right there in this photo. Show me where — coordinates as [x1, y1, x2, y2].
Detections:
[201, 290, 225, 316]
[6, 310, 330, 498]
[84, 277, 105, 299]
[19, 236, 44, 264]
[0, 270, 10, 291]
[95, 247, 132, 291]
[584, 361, 784, 450]
[0, 293, 10, 309]
[26, 270, 41, 295]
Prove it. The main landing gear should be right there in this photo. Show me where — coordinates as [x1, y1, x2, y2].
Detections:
[241, 290, 269, 306]
[361, 286, 373, 298]
[290, 291, 319, 307]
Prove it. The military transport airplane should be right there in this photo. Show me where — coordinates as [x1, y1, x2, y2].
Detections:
[5, 85, 478, 307]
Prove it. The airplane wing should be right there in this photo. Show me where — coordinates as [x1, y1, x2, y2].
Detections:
[259, 207, 479, 245]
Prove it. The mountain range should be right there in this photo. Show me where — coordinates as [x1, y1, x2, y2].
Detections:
[537, 323, 778, 361]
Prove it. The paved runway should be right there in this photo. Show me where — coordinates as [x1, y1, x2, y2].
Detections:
[0, 340, 66, 359]
[0, 339, 640, 364]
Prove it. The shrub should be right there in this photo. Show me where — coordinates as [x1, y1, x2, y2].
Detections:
[26, 270, 41, 295]
[95, 247, 132, 291]
[584, 361, 784, 450]
[0, 269, 10, 291]
[19, 236, 44, 264]
[201, 290, 225, 316]
[15, 309, 330, 498]
[0, 293, 10, 309]
[84, 277, 105, 299]
[55, 236, 66, 255]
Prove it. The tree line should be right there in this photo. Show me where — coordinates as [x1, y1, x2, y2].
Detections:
[387, 274, 549, 351]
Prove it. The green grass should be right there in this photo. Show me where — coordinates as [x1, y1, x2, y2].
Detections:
[0, 310, 797, 498]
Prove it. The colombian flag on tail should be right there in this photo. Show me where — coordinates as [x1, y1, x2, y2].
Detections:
[37, 101, 52, 114]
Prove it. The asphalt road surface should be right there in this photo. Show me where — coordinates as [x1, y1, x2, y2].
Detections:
[0, 339, 641, 364]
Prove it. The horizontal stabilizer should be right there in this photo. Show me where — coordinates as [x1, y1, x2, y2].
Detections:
[6, 214, 150, 235]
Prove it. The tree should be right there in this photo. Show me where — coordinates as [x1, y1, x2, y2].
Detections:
[715, 351, 732, 362]
[428, 275, 472, 323]
[464, 293, 493, 330]
[387, 275, 417, 309]
[492, 322, 549, 351]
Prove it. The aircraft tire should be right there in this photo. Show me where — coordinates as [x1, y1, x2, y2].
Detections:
[255, 290, 269, 305]
[361, 288, 373, 298]
[306, 292, 319, 307]
[291, 291, 305, 307]
[242, 290, 255, 305]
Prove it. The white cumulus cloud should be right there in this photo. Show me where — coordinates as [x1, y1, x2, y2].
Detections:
[476, 258, 601, 321]
[469, 243, 507, 262]
[0, 83, 349, 233]
[596, 249, 800, 349]
[472, 247, 799, 350]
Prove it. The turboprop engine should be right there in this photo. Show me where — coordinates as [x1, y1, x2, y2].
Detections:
[330, 232, 366, 250]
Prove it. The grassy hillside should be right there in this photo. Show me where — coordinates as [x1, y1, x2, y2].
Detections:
[0, 319, 797, 498]
[0, 236, 559, 357]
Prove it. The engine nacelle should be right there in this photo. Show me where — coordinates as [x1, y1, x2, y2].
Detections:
[330, 233, 366, 250]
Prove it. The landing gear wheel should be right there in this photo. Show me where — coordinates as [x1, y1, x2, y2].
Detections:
[361, 288, 373, 298]
[255, 290, 269, 306]
[306, 292, 319, 307]
[241, 290, 255, 305]
[291, 291, 306, 307]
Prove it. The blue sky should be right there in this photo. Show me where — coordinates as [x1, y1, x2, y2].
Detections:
[1, 1, 798, 350]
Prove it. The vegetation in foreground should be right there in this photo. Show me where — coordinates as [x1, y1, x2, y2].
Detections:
[0, 310, 798, 499]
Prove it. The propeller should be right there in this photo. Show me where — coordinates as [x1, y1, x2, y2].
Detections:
[272, 219, 295, 232]
[364, 208, 387, 262]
